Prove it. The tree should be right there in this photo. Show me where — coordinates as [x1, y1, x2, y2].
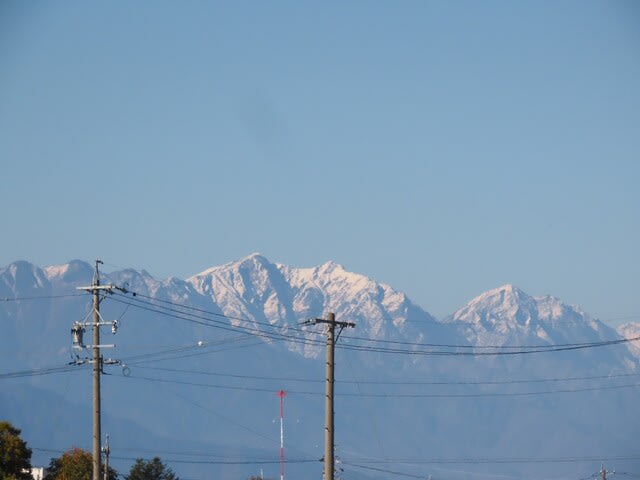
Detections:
[125, 457, 178, 480]
[0, 421, 32, 480]
[43, 448, 117, 480]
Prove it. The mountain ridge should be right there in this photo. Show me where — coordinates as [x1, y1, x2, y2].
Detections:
[1, 255, 639, 479]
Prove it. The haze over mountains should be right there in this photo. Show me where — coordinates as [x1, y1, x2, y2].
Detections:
[1, 254, 638, 480]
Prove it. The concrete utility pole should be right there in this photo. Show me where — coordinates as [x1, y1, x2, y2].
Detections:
[91, 262, 101, 480]
[307, 313, 354, 480]
[74, 260, 124, 480]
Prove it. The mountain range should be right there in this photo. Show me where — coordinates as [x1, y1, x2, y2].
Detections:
[1, 254, 638, 480]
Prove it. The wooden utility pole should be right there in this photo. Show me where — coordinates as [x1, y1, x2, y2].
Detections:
[307, 313, 354, 480]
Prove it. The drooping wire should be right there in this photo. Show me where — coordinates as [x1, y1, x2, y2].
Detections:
[128, 365, 640, 387]
[107, 292, 640, 358]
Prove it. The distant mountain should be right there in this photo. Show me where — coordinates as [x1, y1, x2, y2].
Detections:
[186, 253, 438, 357]
[1, 255, 639, 480]
[446, 283, 619, 346]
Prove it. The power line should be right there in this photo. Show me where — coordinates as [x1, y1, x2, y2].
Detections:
[116, 371, 640, 398]
[30, 447, 318, 465]
[0, 364, 83, 379]
[132, 365, 640, 387]
[31, 446, 640, 466]
[112, 291, 318, 338]
[341, 334, 637, 350]
[344, 454, 640, 465]
[107, 293, 640, 358]
[113, 290, 640, 353]
[336, 336, 640, 356]
[107, 295, 325, 350]
[1, 293, 85, 302]
[344, 462, 426, 479]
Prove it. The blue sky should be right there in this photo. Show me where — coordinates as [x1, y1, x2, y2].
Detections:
[1, 1, 638, 321]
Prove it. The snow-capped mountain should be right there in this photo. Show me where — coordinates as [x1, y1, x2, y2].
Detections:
[446, 283, 618, 346]
[1, 255, 639, 480]
[186, 253, 436, 357]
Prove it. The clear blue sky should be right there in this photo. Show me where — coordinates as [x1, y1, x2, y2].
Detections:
[1, 1, 638, 321]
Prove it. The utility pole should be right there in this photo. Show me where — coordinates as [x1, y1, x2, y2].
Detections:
[91, 261, 102, 480]
[73, 260, 125, 480]
[306, 312, 354, 480]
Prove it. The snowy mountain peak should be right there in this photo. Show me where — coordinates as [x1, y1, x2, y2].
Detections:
[192, 252, 271, 278]
[0, 261, 50, 295]
[43, 260, 93, 284]
[317, 260, 345, 274]
[449, 284, 537, 327]
[184, 254, 437, 357]
[446, 284, 620, 349]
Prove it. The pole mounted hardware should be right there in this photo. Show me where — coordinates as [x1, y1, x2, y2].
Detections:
[69, 259, 134, 480]
[305, 312, 354, 480]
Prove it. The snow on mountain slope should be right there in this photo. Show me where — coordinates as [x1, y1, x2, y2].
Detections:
[187, 253, 438, 357]
[187, 253, 296, 326]
[43, 260, 94, 289]
[2, 257, 640, 480]
[617, 322, 640, 357]
[445, 284, 617, 346]
[1, 260, 51, 297]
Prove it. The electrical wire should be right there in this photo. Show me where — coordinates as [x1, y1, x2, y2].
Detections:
[106, 295, 326, 350]
[343, 454, 640, 465]
[344, 462, 426, 478]
[112, 291, 318, 338]
[1, 293, 85, 302]
[106, 292, 640, 358]
[112, 289, 640, 353]
[341, 333, 637, 350]
[29, 447, 318, 465]
[132, 365, 640, 387]
[336, 336, 640, 356]
[0, 364, 83, 379]
[117, 371, 640, 398]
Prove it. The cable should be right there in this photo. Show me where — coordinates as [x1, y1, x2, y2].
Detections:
[126, 365, 640, 387]
[112, 291, 317, 338]
[343, 454, 640, 465]
[344, 462, 426, 479]
[119, 334, 261, 364]
[336, 336, 640, 356]
[0, 364, 84, 379]
[115, 290, 640, 354]
[117, 371, 640, 398]
[30, 447, 318, 465]
[341, 334, 636, 350]
[1, 293, 84, 302]
[107, 293, 640, 358]
[107, 295, 326, 350]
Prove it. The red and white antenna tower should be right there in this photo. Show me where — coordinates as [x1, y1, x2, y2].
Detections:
[277, 389, 287, 480]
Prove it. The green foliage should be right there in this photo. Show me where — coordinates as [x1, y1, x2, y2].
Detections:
[43, 448, 117, 480]
[125, 457, 177, 480]
[0, 421, 32, 480]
